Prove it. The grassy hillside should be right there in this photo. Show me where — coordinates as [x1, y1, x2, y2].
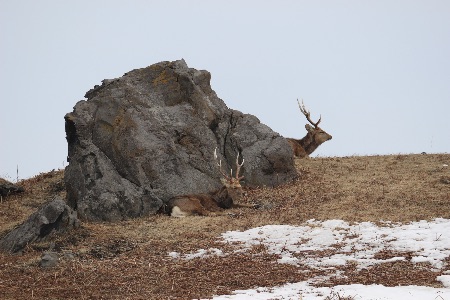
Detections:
[0, 154, 449, 299]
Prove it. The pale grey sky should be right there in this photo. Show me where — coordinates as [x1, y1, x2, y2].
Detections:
[1, 0, 449, 180]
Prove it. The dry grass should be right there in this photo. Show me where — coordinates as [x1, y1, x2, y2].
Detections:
[0, 169, 65, 233]
[0, 154, 449, 299]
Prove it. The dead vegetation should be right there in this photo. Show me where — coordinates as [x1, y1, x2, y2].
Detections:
[0, 154, 449, 299]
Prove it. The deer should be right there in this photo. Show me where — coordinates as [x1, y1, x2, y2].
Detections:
[166, 148, 258, 217]
[287, 99, 332, 158]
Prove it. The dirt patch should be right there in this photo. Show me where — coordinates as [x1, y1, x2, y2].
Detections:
[0, 154, 449, 299]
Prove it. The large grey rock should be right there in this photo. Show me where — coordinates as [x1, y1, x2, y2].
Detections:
[0, 198, 79, 253]
[64, 59, 297, 221]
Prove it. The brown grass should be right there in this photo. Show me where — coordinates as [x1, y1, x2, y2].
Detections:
[0, 154, 449, 299]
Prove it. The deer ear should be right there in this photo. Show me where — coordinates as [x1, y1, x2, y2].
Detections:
[221, 178, 230, 187]
[305, 124, 314, 132]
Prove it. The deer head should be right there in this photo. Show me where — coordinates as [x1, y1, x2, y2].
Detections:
[287, 99, 332, 157]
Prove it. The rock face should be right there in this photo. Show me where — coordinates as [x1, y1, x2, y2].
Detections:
[64, 59, 297, 221]
[0, 198, 79, 253]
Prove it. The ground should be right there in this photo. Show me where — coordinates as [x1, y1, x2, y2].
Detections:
[0, 154, 449, 299]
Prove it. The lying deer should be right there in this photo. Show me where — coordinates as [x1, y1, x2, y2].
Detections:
[287, 99, 332, 158]
[167, 148, 257, 217]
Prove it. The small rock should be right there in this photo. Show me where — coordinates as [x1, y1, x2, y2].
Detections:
[63, 251, 75, 260]
[40, 251, 59, 268]
[440, 176, 450, 185]
[0, 178, 24, 197]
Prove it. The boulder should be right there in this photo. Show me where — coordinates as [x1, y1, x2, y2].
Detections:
[0, 198, 79, 253]
[64, 59, 297, 221]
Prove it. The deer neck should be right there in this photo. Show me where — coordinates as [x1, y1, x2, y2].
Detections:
[298, 133, 314, 149]
[304, 140, 321, 155]
[212, 186, 233, 209]
[298, 131, 324, 155]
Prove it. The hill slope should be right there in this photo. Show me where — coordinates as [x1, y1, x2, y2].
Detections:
[0, 154, 449, 299]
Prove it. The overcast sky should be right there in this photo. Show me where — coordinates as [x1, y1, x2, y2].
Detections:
[1, 1, 449, 180]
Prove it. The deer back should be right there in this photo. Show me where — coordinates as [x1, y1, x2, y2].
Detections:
[167, 193, 221, 217]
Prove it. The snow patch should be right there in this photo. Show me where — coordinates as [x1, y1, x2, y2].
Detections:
[168, 218, 450, 300]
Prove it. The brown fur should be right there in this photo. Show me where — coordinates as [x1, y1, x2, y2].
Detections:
[287, 124, 332, 158]
[167, 183, 256, 217]
[288, 100, 332, 158]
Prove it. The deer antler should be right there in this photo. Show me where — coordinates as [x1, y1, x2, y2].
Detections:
[234, 152, 244, 181]
[214, 148, 244, 183]
[214, 148, 231, 181]
[297, 98, 321, 127]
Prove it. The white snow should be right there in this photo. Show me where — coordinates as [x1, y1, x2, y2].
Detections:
[168, 218, 450, 300]
[438, 275, 450, 288]
[184, 248, 224, 260]
[213, 283, 450, 300]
